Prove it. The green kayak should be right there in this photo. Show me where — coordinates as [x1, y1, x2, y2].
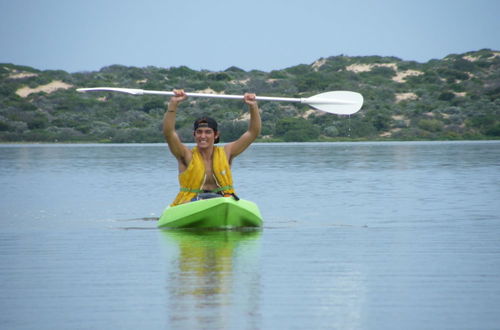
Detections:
[157, 197, 263, 229]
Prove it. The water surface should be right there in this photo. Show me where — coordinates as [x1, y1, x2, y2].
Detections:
[1, 141, 499, 329]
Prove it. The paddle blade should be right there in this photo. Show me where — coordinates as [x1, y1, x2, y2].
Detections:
[304, 91, 364, 115]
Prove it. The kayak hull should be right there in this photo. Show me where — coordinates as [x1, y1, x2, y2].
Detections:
[157, 197, 263, 229]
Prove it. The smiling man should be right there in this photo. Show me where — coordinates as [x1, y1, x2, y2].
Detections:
[163, 89, 261, 206]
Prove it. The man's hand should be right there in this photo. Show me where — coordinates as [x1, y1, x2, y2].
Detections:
[243, 93, 257, 107]
[170, 89, 188, 105]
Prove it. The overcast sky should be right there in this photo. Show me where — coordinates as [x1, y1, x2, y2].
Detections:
[1, 0, 499, 73]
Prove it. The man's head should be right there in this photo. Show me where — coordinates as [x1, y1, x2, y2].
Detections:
[193, 117, 220, 144]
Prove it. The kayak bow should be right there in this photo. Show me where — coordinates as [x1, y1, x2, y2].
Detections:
[157, 197, 263, 229]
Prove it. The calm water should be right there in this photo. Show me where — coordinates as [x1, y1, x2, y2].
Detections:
[1, 141, 499, 329]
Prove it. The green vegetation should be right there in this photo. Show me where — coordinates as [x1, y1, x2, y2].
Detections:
[1, 49, 499, 143]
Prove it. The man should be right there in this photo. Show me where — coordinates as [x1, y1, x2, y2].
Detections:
[163, 89, 261, 206]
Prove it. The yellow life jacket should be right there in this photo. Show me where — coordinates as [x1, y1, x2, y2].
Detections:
[170, 146, 235, 206]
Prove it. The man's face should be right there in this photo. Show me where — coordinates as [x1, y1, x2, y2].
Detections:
[194, 127, 219, 148]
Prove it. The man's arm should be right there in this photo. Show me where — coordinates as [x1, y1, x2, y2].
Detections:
[225, 93, 262, 163]
[163, 90, 190, 167]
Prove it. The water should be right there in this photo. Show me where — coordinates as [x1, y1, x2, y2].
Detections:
[1, 141, 499, 329]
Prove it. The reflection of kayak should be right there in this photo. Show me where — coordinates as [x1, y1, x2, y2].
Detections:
[162, 228, 262, 246]
[157, 197, 263, 229]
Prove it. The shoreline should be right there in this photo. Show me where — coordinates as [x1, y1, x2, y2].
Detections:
[1, 137, 499, 146]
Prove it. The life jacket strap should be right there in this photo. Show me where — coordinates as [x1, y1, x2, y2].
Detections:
[180, 185, 233, 194]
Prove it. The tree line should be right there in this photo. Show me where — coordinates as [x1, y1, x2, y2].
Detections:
[0, 49, 499, 143]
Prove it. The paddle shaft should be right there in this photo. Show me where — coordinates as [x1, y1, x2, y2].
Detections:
[160, 91, 350, 105]
[132, 89, 303, 103]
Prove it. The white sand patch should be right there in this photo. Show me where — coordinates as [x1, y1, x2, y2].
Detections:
[395, 92, 418, 103]
[463, 55, 479, 62]
[392, 115, 410, 127]
[464, 51, 500, 62]
[196, 88, 221, 94]
[345, 64, 372, 73]
[301, 109, 316, 118]
[346, 63, 424, 83]
[375, 63, 398, 70]
[16, 80, 73, 98]
[311, 58, 327, 71]
[393, 69, 423, 83]
[379, 128, 401, 137]
[236, 112, 251, 121]
[345, 63, 397, 73]
[229, 78, 250, 85]
[8, 72, 39, 79]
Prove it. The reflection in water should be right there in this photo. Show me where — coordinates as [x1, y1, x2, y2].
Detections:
[162, 229, 262, 329]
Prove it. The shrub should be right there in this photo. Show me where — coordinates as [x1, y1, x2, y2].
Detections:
[275, 118, 320, 141]
[418, 119, 444, 132]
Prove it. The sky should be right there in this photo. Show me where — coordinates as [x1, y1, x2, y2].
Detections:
[1, 0, 499, 73]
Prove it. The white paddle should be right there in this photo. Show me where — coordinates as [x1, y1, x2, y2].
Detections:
[77, 87, 363, 115]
